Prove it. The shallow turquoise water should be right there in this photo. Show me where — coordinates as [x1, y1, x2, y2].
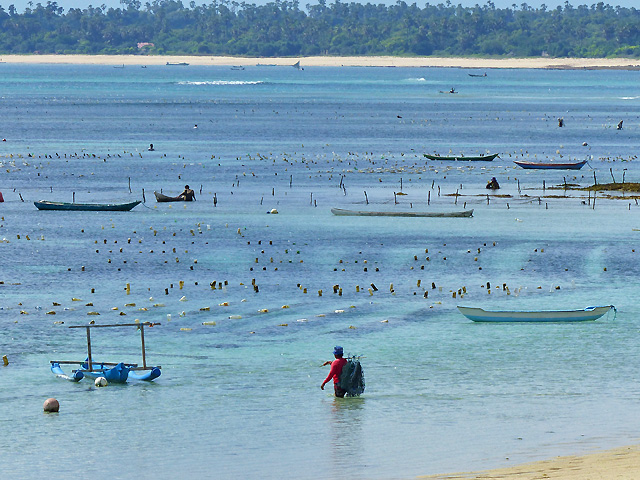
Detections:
[1, 64, 640, 479]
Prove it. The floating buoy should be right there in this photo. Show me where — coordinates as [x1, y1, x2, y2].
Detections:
[43, 398, 59, 412]
[94, 377, 108, 387]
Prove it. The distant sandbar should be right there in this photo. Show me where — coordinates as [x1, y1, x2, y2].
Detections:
[2, 54, 640, 70]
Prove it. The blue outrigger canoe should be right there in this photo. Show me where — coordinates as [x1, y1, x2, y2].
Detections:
[51, 361, 161, 383]
[50, 322, 161, 384]
[457, 305, 615, 323]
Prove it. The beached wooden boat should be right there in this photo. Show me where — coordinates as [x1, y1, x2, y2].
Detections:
[50, 322, 161, 384]
[457, 305, 615, 323]
[424, 153, 498, 162]
[154, 191, 188, 202]
[331, 208, 473, 218]
[34, 200, 141, 211]
[513, 160, 587, 170]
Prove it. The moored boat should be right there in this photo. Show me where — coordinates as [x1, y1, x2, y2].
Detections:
[331, 208, 473, 218]
[513, 160, 587, 170]
[424, 153, 498, 161]
[154, 191, 188, 202]
[35, 200, 141, 211]
[457, 305, 615, 323]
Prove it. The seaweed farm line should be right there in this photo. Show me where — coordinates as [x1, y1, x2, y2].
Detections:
[2, 64, 640, 480]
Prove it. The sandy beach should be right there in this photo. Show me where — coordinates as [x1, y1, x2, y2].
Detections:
[421, 444, 640, 479]
[2, 54, 640, 69]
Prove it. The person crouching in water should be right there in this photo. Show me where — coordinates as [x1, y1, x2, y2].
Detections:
[321, 346, 347, 397]
[486, 177, 500, 189]
[179, 184, 196, 201]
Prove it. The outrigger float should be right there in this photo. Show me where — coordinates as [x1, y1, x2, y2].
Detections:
[50, 322, 162, 383]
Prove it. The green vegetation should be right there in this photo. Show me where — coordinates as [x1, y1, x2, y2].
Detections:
[1, 1, 640, 57]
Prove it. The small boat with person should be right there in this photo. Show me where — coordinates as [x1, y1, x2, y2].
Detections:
[50, 322, 162, 384]
[34, 200, 141, 211]
[424, 153, 498, 162]
[513, 160, 587, 170]
[457, 305, 615, 323]
[331, 208, 473, 218]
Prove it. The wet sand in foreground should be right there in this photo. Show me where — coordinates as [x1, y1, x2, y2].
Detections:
[1, 54, 640, 70]
[420, 444, 640, 479]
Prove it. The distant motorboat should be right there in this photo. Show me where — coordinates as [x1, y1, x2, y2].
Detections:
[331, 208, 473, 218]
[166, 62, 189, 66]
[457, 305, 615, 323]
[230, 65, 245, 70]
[514, 160, 587, 170]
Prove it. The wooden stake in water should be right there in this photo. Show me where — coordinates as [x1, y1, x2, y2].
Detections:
[364, 191, 369, 204]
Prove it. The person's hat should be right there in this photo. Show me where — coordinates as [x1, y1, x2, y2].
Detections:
[333, 346, 343, 355]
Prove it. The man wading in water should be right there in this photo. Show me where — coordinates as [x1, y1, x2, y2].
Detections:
[321, 346, 348, 397]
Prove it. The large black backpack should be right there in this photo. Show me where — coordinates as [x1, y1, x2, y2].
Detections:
[338, 358, 365, 397]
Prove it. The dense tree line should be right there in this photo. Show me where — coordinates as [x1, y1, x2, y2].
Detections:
[0, 0, 639, 57]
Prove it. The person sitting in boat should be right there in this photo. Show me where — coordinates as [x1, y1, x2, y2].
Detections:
[486, 177, 500, 189]
[449, 87, 456, 94]
[179, 185, 196, 201]
[321, 346, 348, 398]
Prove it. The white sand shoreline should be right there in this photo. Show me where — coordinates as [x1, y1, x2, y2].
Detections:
[420, 444, 640, 480]
[2, 54, 640, 69]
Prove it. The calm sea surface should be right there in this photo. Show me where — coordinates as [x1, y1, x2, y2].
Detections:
[1, 63, 640, 479]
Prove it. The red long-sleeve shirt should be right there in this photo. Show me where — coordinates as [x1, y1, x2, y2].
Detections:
[323, 358, 347, 385]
